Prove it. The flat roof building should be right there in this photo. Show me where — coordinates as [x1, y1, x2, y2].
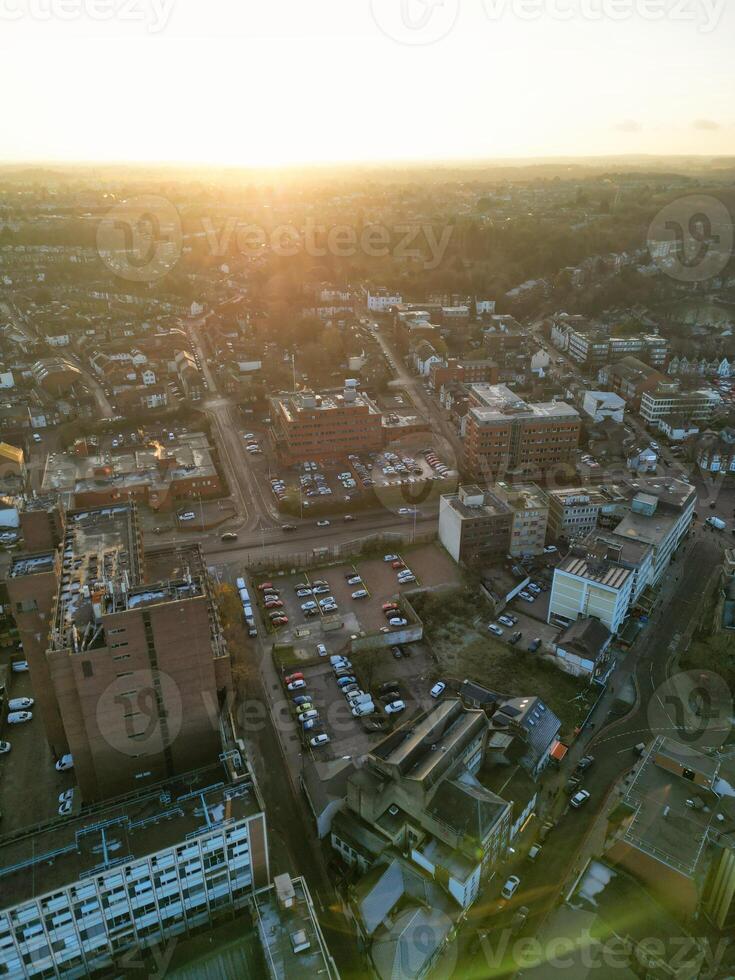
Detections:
[438, 485, 512, 564]
[463, 384, 580, 482]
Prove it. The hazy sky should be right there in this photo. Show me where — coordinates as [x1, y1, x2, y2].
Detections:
[2, 0, 734, 165]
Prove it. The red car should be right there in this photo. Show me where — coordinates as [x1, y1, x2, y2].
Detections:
[284, 672, 304, 684]
[272, 616, 289, 626]
[264, 599, 283, 608]
[382, 602, 399, 612]
[258, 582, 273, 591]
[391, 560, 405, 570]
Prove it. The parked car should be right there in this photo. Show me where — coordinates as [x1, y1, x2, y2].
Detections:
[271, 616, 289, 626]
[391, 560, 406, 570]
[382, 602, 399, 612]
[287, 679, 306, 692]
[385, 700, 406, 714]
[501, 875, 520, 900]
[310, 734, 330, 747]
[298, 710, 319, 724]
[285, 672, 304, 684]
[11, 660, 29, 673]
[379, 690, 402, 703]
[527, 583, 542, 595]
[383, 554, 399, 562]
[296, 702, 315, 715]
[8, 697, 33, 711]
[397, 574, 416, 583]
[430, 681, 446, 699]
[316, 643, 327, 657]
[58, 799, 73, 817]
[55, 754, 73, 771]
[352, 589, 368, 599]
[527, 844, 542, 861]
[179, 511, 196, 521]
[336, 676, 357, 687]
[7, 712, 32, 724]
[388, 617, 408, 627]
[509, 631, 523, 645]
[570, 789, 591, 809]
[575, 756, 595, 772]
[0, 741, 10, 754]
[543, 545, 558, 554]
[390, 645, 403, 659]
[518, 591, 535, 603]
[296, 588, 313, 597]
[488, 624, 504, 637]
[528, 638, 541, 653]
[301, 601, 318, 611]
[292, 695, 311, 706]
[498, 615, 515, 628]
[258, 582, 274, 591]
[346, 575, 362, 585]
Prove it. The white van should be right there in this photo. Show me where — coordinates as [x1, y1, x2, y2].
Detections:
[352, 701, 375, 717]
[236, 577, 246, 590]
[239, 587, 250, 603]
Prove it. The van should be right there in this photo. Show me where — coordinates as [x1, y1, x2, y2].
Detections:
[239, 587, 250, 603]
[243, 604, 253, 618]
[236, 577, 246, 591]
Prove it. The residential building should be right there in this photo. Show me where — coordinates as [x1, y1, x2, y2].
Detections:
[270, 385, 384, 465]
[7, 503, 232, 801]
[546, 486, 607, 543]
[438, 485, 512, 564]
[463, 384, 580, 481]
[0, 761, 272, 980]
[697, 428, 735, 474]
[581, 390, 625, 424]
[428, 357, 499, 390]
[639, 384, 722, 426]
[0, 441, 26, 485]
[491, 482, 549, 557]
[551, 316, 669, 370]
[553, 617, 614, 682]
[486, 696, 562, 778]
[367, 289, 402, 313]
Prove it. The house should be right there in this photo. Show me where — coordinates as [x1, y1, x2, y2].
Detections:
[412, 340, 442, 377]
[488, 697, 562, 778]
[657, 417, 700, 442]
[553, 617, 614, 683]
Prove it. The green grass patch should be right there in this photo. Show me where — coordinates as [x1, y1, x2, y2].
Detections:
[680, 632, 735, 694]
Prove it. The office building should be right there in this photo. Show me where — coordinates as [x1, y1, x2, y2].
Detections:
[438, 485, 512, 564]
[270, 386, 383, 465]
[6, 503, 232, 801]
[639, 384, 722, 426]
[492, 482, 549, 557]
[463, 384, 580, 481]
[546, 486, 607, 543]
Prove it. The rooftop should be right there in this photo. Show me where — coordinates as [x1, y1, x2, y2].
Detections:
[10, 551, 56, 577]
[468, 383, 579, 424]
[558, 551, 632, 590]
[0, 764, 262, 911]
[441, 486, 511, 521]
[254, 875, 338, 980]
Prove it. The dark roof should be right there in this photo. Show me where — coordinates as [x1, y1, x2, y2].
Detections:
[459, 679, 500, 706]
[426, 774, 508, 843]
[556, 617, 612, 660]
[494, 697, 561, 768]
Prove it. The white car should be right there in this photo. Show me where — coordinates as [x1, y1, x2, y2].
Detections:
[316, 643, 328, 657]
[179, 511, 196, 521]
[383, 554, 399, 562]
[543, 545, 558, 554]
[501, 875, 520, 900]
[385, 700, 406, 714]
[398, 574, 416, 583]
[388, 617, 408, 627]
[11, 660, 29, 673]
[7, 711, 32, 724]
[352, 589, 369, 599]
[430, 682, 446, 699]
[287, 680, 306, 691]
[518, 591, 535, 603]
[58, 799, 73, 817]
[59, 789, 74, 804]
[0, 741, 10, 754]
[488, 624, 504, 636]
[8, 697, 34, 711]
[316, 520, 330, 527]
[570, 789, 591, 809]
[310, 734, 330, 747]
[298, 710, 319, 724]
[55, 754, 73, 771]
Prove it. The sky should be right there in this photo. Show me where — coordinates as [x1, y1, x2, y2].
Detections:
[1, 0, 734, 166]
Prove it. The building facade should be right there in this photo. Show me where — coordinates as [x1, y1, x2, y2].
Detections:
[438, 486, 512, 564]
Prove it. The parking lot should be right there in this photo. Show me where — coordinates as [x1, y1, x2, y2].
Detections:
[249, 542, 461, 641]
[0, 654, 75, 834]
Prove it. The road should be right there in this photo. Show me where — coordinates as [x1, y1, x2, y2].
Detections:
[455, 531, 724, 978]
[372, 322, 465, 466]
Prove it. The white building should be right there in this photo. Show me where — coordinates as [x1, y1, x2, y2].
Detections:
[548, 550, 635, 633]
[367, 289, 402, 313]
[0, 765, 271, 980]
[581, 390, 625, 424]
[639, 386, 722, 425]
